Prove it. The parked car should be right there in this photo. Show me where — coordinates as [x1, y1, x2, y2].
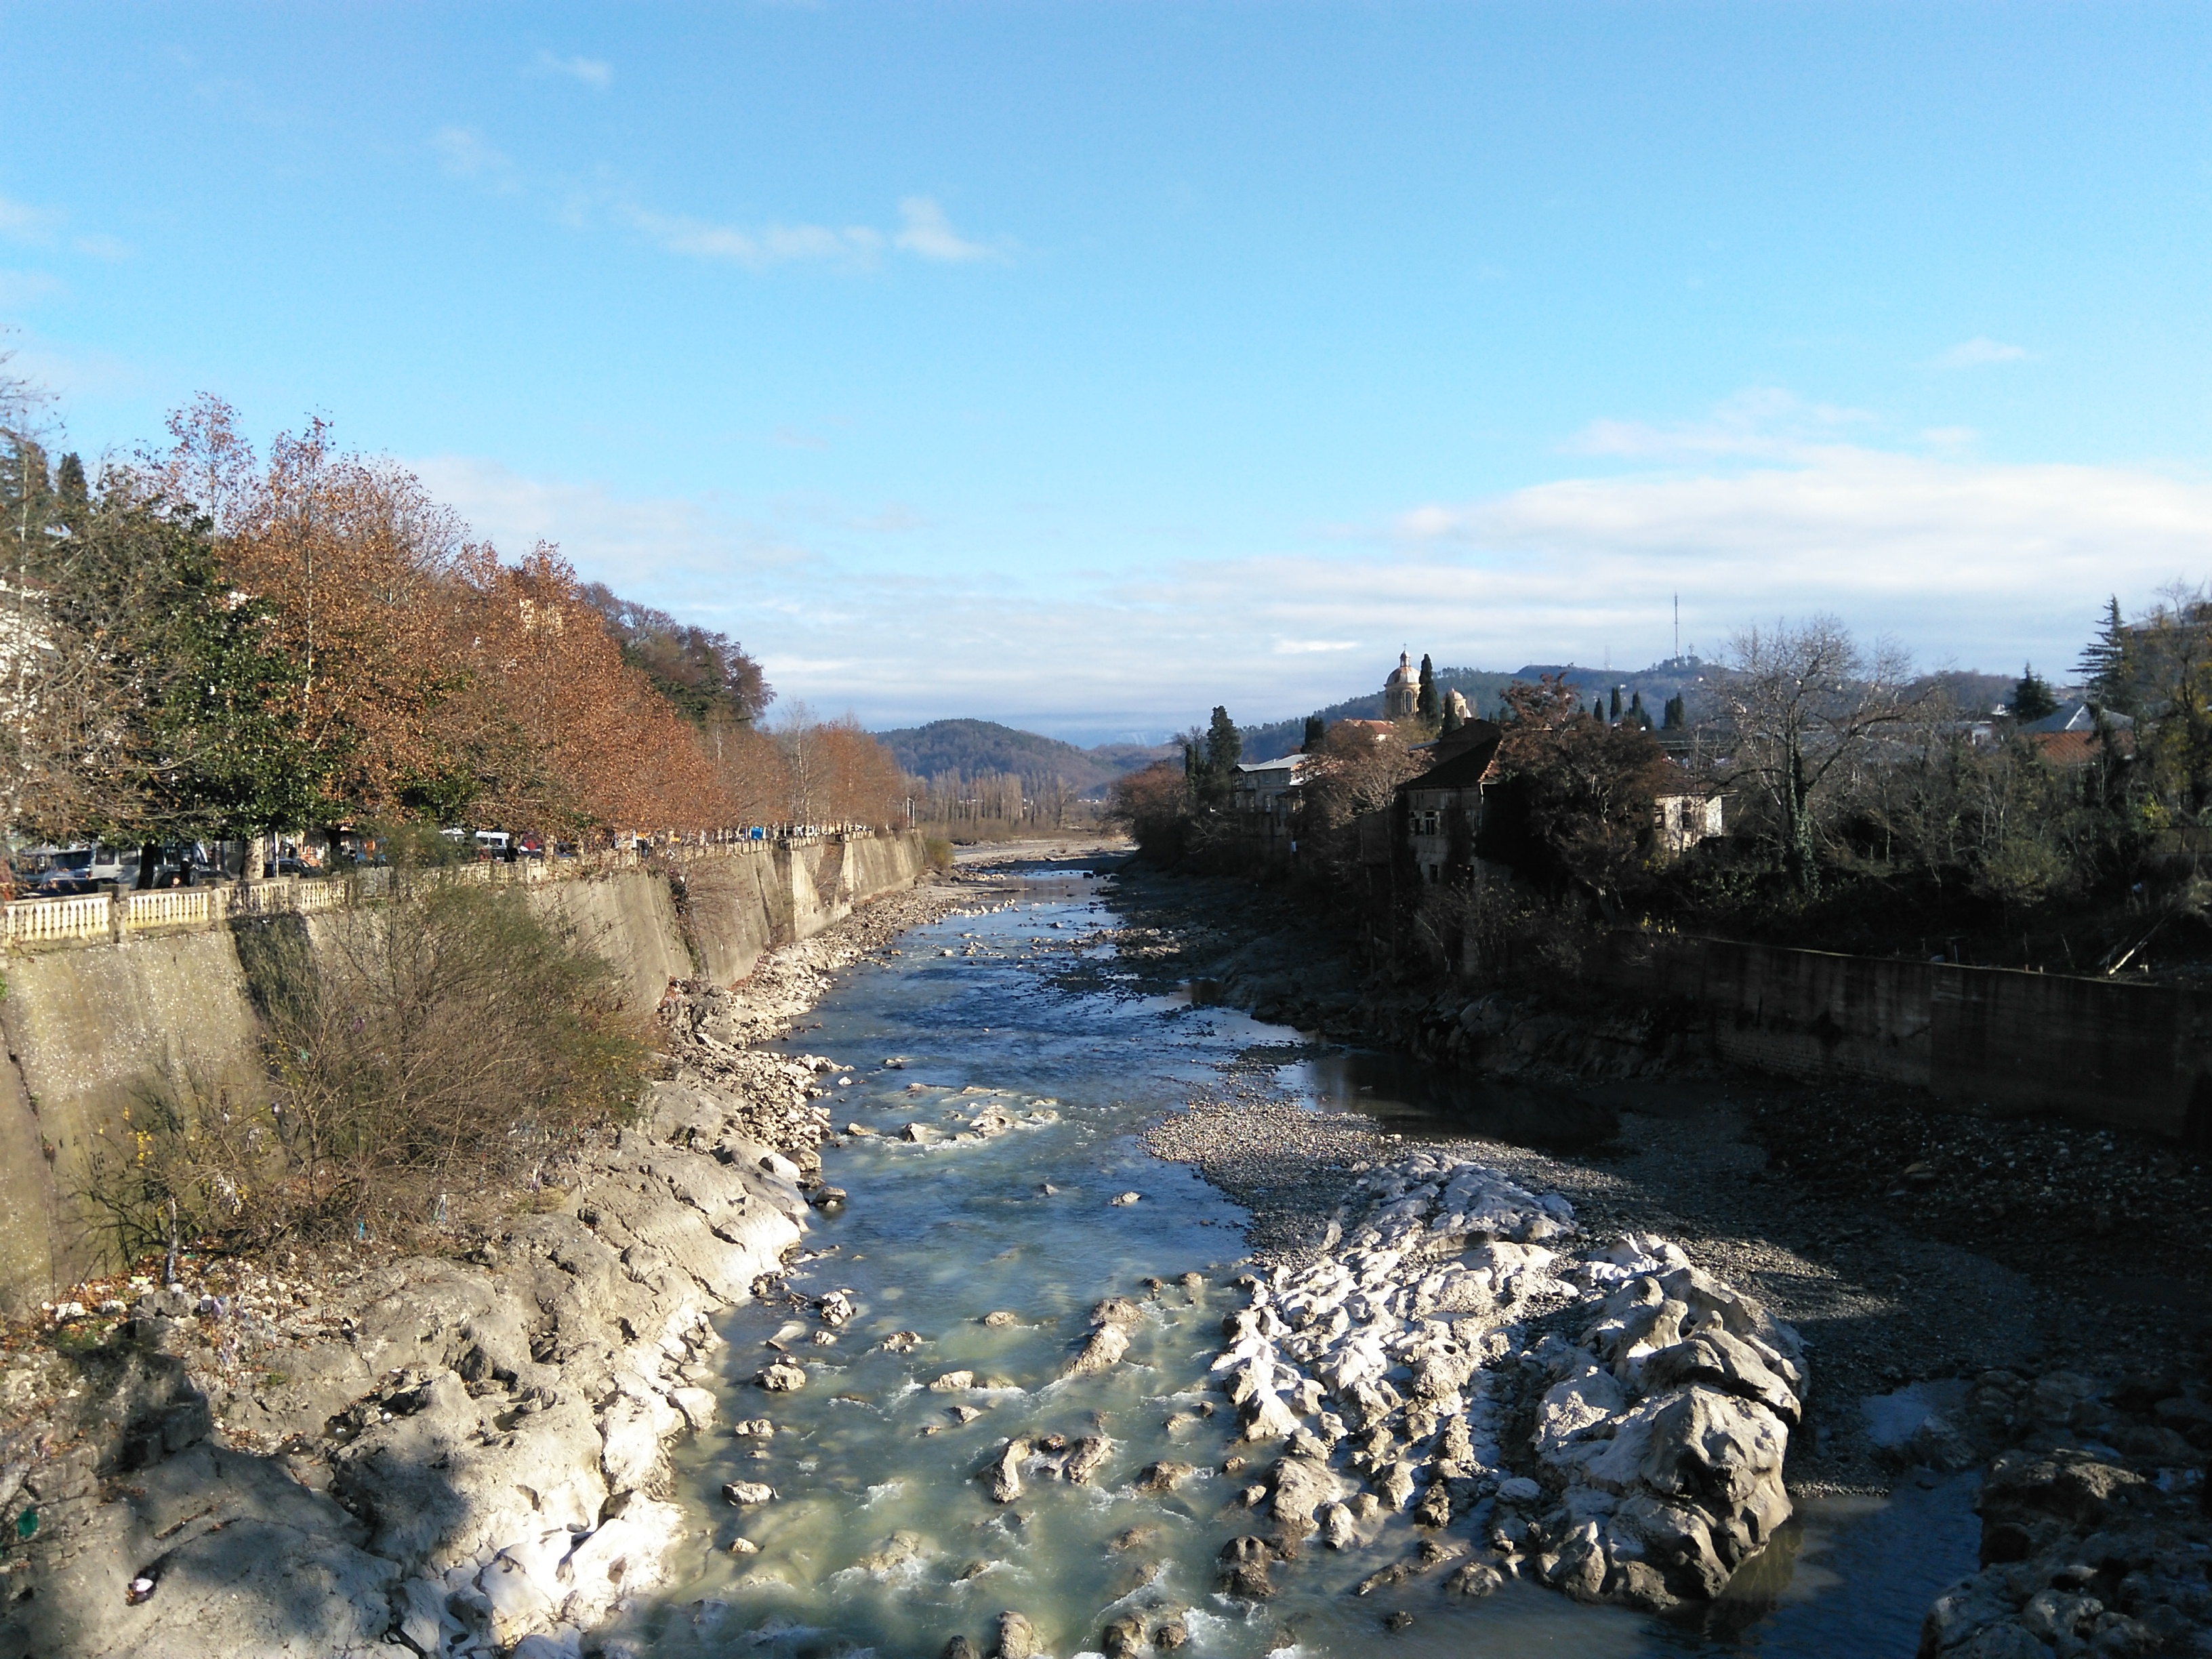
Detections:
[38, 844, 129, 885]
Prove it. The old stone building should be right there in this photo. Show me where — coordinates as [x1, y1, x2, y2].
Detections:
[1399, 722, 1504, 884]
[1383, 651, 1419, 718]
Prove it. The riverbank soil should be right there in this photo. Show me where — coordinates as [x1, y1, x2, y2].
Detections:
[1109, 863, 2212, 1647]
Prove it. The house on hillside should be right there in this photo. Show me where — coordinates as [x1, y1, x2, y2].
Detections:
[1654, 790, 1725, 857]
[1231, 752, 1312, 867]
[1230, 754, 1310, 817]
[1397, 722, 1504, 884]
[2022, 700, 2135, 769]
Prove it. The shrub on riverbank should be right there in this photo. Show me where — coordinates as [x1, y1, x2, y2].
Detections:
[83, 878, 647, 1256]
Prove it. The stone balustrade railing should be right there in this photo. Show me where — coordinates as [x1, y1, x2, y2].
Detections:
[1, 827, 893, 949]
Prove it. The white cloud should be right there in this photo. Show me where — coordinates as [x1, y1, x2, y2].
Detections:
[0, 197, 62, 246]
[621, 205, 883, 270]
[0, 270, 65, 306]
[408, 402, 2212, 735]
[0, 197, 127, 259]
[1565, 387, 1874, 462]
[432, 127, 518, 190]
[618, 196, 1000, 271]
[892, 196, 997, 263]
[1921, 425, 1979, 450]
[529, 50, 611, 89]
[1935, 336, 2032, 369]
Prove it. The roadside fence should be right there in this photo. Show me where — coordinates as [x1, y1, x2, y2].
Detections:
[2, 827, 898, 950]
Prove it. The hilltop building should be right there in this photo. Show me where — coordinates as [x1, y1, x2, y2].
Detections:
[1383, 651, 1419, 719]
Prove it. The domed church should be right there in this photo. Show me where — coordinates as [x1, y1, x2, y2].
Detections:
[1383, 650, 1420, 718]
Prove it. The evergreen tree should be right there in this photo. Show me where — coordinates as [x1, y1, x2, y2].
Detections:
[1302, 714, 1325, 751]
[1416, 654, 1439, 722]
[1609, 685, 1622, 721]
[2078, 597, 2137, 714]
[1629, 690, 1650, 730]
[1206, 705, 1241, 777]
[2011, 663, 2059, 723]
[1591, 699, 1604, 722]
[1440, 697, 1465, 735]
[53, 452, 88, 523]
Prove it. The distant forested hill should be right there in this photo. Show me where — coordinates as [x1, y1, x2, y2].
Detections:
[874, 719, 1174, 797]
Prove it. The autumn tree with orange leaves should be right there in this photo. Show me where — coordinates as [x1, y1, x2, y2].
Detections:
[123, 398, 901, 845]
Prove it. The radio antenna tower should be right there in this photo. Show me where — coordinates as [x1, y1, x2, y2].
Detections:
[1673, 594, 1680, 662]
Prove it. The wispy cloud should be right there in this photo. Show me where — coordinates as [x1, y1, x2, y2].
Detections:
[1563, 388, 1874, 463]
[432, 127, 519, 191]
[0, 197, 134, 265]
[415, 392, 2212, 733]
[892, 196, 998, 262]
[621, 205, 884, 269]
[424, 129, 1006, 273]
[528, 49, 611, 89]
[619, 194, 1000, 270]
[0, 270, 65, 306]
[1935, 336, 2032, 369]
[0, 197, 64, 246]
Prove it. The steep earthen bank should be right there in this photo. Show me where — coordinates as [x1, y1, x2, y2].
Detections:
[1105, 864, 2212, 1650]
[0, 859, 979, 1659]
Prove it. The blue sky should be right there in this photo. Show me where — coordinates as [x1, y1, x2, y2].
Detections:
[5, 3, 2210, 742]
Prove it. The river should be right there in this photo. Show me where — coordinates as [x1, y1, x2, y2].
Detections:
[609, 865, 1978, 1658]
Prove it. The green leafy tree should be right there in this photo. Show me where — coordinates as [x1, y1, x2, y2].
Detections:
[1416, 654, 1439, 722]
[2011, 664, 2060, 723]
[140, 510, 324, 841]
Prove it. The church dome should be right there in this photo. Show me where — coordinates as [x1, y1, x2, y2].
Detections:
[1385, 651, 1414, 688]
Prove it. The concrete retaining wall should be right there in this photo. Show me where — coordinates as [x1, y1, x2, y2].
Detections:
[0, 832, 926, 1311]
[1589, 933, 2212, 1141]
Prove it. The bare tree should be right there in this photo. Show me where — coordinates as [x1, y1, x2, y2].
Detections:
[1719, 615, 1927, 892]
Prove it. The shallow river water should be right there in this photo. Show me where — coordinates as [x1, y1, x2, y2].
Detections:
[616, 869, 1978, 1659]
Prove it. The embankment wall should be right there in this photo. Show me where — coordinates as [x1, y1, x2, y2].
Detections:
[0, 832, 926, 1311]
[1588, 933, 2212, 1141]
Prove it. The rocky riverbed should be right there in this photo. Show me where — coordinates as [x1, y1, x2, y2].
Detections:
[0, 873, 990, 1659]
[12, 848, 2209, 1658]
[1109, 862, 2212, 1655]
